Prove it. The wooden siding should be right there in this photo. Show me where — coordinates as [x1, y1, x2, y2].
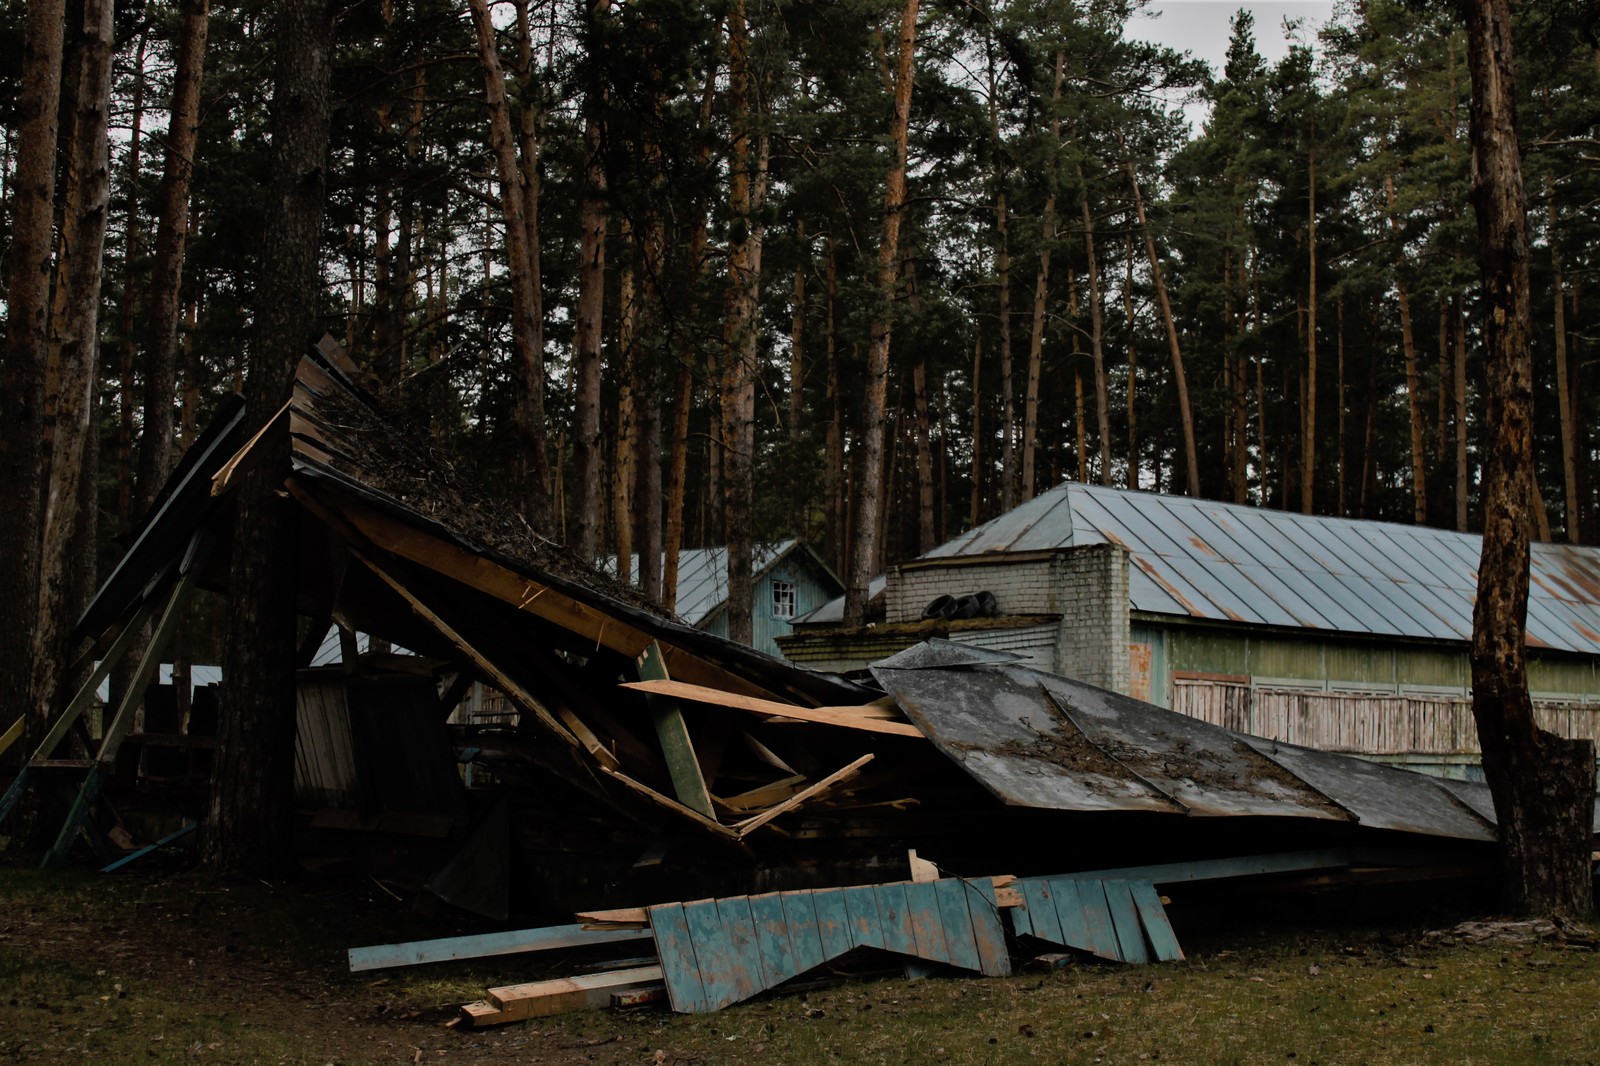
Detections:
[1172, 676, 1600, 756]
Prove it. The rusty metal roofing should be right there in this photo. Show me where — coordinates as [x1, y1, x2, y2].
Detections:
[925, 482, 1600, 655]
[872, 640, 1500, 841]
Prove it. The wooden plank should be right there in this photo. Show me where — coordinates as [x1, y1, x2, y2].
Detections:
[1018, 879, 1058, 943]
[901, 881, 951, 965]
[647, 902, 709, 1014]
[1128, 880, 1185, 962]
[811, 888, 854, 961]
[482, 966, 665, 1023]
[100, 822, 196, 874]
[349, 922, 652, 972]
[719, 774, 808, 812]
[621, 680, 924, 738]
[0, 717, 23, 761]
[748, 892, 801, 987]
[1049, 879, 1095, 954]
[347, 546, 578, 747]
[934, 879, 984, 973]
[716, 895, 768, 1001]
[842, 885, 882, 949]
[908, 849, 939, 882]
[738, 729, 797, 774]
[872, 882, 920, 958]
[575, 907, 649, 926]
[735, 754, 875, 837]
[595, 765, 745, 850]
[779, 890, 827, 976]
[963, 878, 1013, 977]
[611, 986, 668, 1009]
[1057, 848, 1356, 887]
[1076, 880, 1123, 962]
[681, 899, 739, 1011]
[1103, 881, 1150, 964]
[636, 643, 715, 819]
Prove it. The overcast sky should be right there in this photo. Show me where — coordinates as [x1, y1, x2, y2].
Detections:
[1123, 1, 1337, 129]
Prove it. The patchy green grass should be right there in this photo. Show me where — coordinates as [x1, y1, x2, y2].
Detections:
[3, 861, 1599, 1065]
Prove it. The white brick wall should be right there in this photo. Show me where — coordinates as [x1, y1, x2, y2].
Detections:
[888, 556, 1056, 622]
[1052, 544, 1131, 692]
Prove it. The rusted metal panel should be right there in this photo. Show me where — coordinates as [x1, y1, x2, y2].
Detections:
[1239, 735, 1495, 841]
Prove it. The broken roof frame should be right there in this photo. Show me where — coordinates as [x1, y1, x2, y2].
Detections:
[28, 337, 1578, 878]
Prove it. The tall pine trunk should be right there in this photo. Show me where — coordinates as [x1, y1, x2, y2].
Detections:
[31, 0, 115, 732]
[136, 0, 208, 518]
[1122, 139, 1198, 497]
[1301, 135, 1317, 514]
[1387, 174, 1429, 525]
[721, 0, 768, 645]
[207, 0, 334, 876]
[1077, 163, 1111, 486]
[844, 0, 917, 626]
[0, 0, 66, 754]
[1464, 0, 1594, 916]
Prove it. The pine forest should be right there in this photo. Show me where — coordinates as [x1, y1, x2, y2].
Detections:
[1, 0, 1597, 659]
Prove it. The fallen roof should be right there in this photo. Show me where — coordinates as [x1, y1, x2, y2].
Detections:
[871, 640, 1505, 842]
[918, 482, 1600, 654]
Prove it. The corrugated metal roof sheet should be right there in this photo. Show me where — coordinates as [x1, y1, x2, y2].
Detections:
[927, 483, 1600, 655]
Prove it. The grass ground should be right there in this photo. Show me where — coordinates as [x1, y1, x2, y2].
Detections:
[2, 858, 1598, 1065]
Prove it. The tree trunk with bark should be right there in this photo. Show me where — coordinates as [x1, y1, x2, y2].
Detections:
[31, 0, 115, 735]
[0, 0, 66, 756]
[206, 0, 334, 876]
[1302, 135, 1317, 514]
[1077, 165, 1111, 487]
[844, 0, 917, 626]
[1464, 0, 1595, 916]
[136, 0, 208, 520]
[1387, 174, 1429, 525]
[721, 0, 768, 646]
[467, 0, 551, 532]
[1123, 139, 1199, 497]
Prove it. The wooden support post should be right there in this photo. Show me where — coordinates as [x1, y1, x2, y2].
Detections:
[636, 643, 715, 819]
[43, 536, 208, 869]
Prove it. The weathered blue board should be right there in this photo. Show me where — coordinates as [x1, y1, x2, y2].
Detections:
[1008, 875, 1183, 963]
[649, 876, 1011, 1013]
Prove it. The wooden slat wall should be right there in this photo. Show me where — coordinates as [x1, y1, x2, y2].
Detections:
[294, 680, 358, 805]
[1172, 678, 1600, 757]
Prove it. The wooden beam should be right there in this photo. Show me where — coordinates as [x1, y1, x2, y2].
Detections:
[0, 717, 23, 762]
[348, 923, 652, 972]
[464, 966, 665, 1026]
[735, 754, 875, 838]
[574, 906, 650, 926]
[347, 547, 579, 749]
[318, 489, 782, 699]
[621, 679, 925, 738]
[719, 773, 808, 813]
[635, 643, 714, 819]
[594, 765, 746, 851]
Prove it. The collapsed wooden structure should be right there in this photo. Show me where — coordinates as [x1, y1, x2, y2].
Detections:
[3, 338, 1569, 928]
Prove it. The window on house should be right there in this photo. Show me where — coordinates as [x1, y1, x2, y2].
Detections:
[772, 580, 797, 619]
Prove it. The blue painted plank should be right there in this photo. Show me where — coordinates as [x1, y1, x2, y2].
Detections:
[901, 881, 951, 965]
[0, 767, 33, 830]
[1050, 879, 1096, 954]
[648, 903, 709, 1014]
[716, 896, 768, 1001]
[871, 883, 920, 958]
[842, 886, 882, 950]
[811, 888, 854, 961]
[1076, 880, 1123, 961]
[1103, 881, 1150, 964]
[963, 879, 1012, 977]
[348, 920, 651, 972]
[780, 890, 827, 975]
[1128, 880, 1185, 962]
[748, 893, 801, 986]
[682, 899, 739, 1011]
[1020, 879, 1063, 944]
[934, 879, 983, 973]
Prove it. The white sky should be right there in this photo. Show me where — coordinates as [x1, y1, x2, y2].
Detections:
[1125, 0, 1338, 128]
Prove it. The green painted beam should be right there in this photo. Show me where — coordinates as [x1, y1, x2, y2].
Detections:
[636, 642, 714, 819]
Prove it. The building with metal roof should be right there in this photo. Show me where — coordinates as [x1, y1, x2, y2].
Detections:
[610, 541, 843, 658]
[781, 482, 1600, 779]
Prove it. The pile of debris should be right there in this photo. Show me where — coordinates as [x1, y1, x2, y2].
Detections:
[6, 337, 1560, 967]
